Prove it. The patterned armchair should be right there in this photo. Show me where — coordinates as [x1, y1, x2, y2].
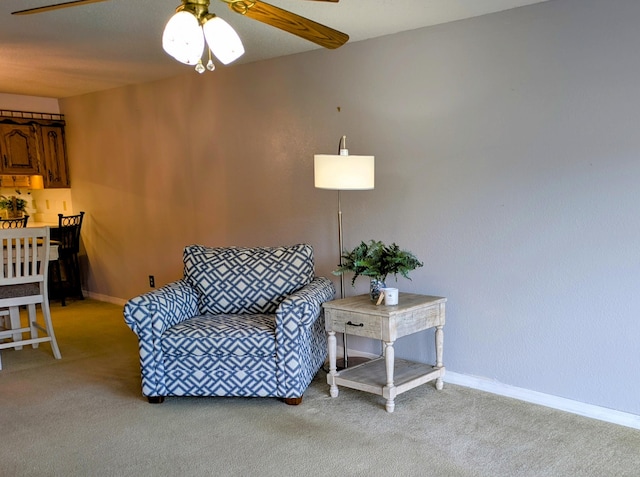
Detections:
[124, 244, 335, 404]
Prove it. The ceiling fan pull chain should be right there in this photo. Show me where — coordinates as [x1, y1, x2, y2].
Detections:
[206, 49, 215, 71]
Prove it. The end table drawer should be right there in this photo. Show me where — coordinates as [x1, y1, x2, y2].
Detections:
[327, 313, 382, 339]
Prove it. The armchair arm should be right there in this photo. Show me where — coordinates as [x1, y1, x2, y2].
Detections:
[123, 279, 199, 339]
[275, 277, 335, 397]
[276, 277, 336, 329]
[123, 279, 199, 397]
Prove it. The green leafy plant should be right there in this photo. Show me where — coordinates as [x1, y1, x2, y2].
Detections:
[0, 195, 27, 212]
[333, 240, 424, 286]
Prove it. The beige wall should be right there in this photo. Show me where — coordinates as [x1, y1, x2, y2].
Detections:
[57, 0, 640, 416]
[60, 55, 383, 301]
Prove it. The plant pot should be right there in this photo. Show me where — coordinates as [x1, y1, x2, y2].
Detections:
[370, 278, 386, 302]
[7, 210, 23, 219]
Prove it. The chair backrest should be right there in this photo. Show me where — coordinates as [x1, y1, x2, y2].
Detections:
[0, 216, 29, 229]
[183, 244, 315, 315]
[56, 211, 84, 254]
[0, 227, 50, 294]
[58, 211, 84, 228]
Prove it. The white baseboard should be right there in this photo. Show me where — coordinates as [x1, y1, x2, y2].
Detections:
[341, 347, 640, 430]
[445, 372, 640, 431]
[84, 290, 127, 307]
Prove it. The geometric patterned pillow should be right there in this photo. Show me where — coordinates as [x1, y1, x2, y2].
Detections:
[183, 244, 314, 315]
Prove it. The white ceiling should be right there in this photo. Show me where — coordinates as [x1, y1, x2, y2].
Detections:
[0, 0, 550, 99]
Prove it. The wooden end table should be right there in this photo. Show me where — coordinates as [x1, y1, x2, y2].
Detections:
[323, 293, 446, 412]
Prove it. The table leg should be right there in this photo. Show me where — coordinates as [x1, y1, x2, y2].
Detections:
[327, 331, 339, 398]
[435, 325, 444, 390]
[383, 341, 396, 412]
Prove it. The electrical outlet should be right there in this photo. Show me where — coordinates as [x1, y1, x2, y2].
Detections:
[149, 275, 155, 288]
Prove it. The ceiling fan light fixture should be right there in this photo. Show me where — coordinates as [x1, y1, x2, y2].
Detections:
[162, 10, 205, 65]
[161, 0, 345, 72]
[203, 16, 244, 65]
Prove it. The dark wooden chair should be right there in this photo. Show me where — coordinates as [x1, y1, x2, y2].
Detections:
[50, 212, 84, 306]
[0, 216, 29, 228]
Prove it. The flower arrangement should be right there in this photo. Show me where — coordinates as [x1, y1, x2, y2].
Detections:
[333, 240, 424, 286]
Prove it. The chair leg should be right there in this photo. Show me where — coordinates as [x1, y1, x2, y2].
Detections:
[40, 299, 61, 360]
[72, 253, 84, 300]
[59, 254, 83, 303]
[27, 304, 39, 348]
[9, 307, 22, 350]
[60, 258, 69, 300]
[50, 260, 66, 307]
[0, 310, 8, 331]
[147, 396, 165, 404]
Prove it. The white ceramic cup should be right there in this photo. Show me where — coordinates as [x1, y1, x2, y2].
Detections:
[381, 287, 399, 306]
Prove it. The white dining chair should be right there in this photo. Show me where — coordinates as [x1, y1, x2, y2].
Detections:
[0, 227, 61, 369]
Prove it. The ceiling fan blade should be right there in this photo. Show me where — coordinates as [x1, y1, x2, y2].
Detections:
[230, 1, 348, 49]
[12, 0, 109, 15]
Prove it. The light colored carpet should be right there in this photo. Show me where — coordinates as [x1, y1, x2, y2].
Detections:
[1, 299, 639, 477]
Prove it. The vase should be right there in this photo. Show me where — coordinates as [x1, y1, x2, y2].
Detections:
[370, 278, 386, 302]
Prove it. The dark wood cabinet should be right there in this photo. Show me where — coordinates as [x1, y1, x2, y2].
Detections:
[39, 125, 70, 188]
[0, 110, 70, 188]
[0, 123, 40, 174]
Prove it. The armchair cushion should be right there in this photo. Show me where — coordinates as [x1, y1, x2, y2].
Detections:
[183, 244, 314, 315]
[162, 314, 276, 358]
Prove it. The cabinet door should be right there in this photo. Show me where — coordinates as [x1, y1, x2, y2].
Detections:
[0, 123, 40, 174]
[40, 125, 70, 188]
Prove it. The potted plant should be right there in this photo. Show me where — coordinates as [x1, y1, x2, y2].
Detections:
[0, 195, 28, 219]
[334, 240, 424, 301]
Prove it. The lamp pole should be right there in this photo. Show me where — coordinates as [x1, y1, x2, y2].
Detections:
[336, 188, 350, 368]
[337, 189, 345, 300]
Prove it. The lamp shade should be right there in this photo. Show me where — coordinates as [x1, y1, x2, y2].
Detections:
[203, 16, 245, 65]
[162, 11, 205, 65]
[314, 154, 375, 190]
[29, 175, 44, 190]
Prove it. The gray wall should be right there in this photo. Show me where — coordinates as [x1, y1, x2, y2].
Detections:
[59, 0, 640, 415]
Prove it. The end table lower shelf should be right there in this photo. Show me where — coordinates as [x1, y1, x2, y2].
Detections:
[332, 357, 444, 398]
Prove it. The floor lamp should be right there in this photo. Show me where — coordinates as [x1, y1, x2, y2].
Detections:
[314, 136, 375, 367]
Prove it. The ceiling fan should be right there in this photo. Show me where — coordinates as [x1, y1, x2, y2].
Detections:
[11, 0, 349, 50]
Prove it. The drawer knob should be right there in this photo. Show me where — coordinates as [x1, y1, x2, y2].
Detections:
[346, 321, 364, 327]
